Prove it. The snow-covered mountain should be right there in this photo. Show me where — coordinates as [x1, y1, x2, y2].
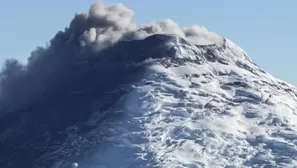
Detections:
[1, 2, 297, 168]
[54, 34, 297, 168]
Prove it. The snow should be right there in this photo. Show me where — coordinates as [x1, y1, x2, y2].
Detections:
[52, 36, 297, 168]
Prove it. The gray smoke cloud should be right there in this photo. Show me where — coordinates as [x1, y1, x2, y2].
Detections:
[72, 2, 224, 50]
[0, 2, 223, 115]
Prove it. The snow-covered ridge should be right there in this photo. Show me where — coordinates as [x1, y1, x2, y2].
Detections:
[47, 34, 297, 168]
[2, 29, 297, 168]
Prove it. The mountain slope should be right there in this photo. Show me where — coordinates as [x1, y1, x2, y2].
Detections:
[51, 35, 297, 168]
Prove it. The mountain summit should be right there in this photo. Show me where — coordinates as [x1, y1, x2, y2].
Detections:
[1, 2, 297, 168]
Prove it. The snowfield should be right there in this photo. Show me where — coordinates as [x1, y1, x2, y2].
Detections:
[52, 36, 297, 168]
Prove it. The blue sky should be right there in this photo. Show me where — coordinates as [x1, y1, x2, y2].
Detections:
[1, 0, 297, 85]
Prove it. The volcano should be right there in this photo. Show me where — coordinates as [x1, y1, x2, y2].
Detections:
[1, 2, 297, 168]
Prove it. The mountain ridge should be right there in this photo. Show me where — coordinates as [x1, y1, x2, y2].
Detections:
[2, 32, 297, 168]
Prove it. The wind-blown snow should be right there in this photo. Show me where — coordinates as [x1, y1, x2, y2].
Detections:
[51, 38, 297, 168]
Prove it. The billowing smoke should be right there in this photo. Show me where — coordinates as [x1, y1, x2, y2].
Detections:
[0, 2, 223, 116]
[77, 2, 223, 49]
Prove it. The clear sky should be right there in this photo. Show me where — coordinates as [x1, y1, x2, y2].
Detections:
[1, 1, 296, 85]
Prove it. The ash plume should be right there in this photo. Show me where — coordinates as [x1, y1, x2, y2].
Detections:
[0, 2, 223, 115]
